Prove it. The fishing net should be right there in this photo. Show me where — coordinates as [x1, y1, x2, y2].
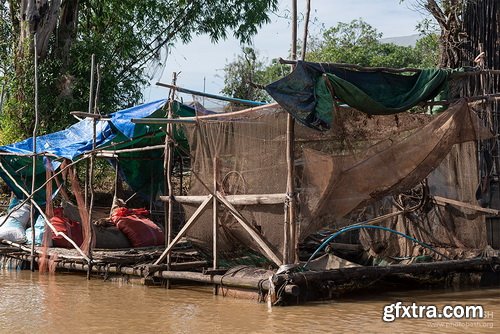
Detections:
[300, 100, 492, 237]
[180, 99, 493, 262]
[359, 142, 488, 261]
[182, 105, 288, 260]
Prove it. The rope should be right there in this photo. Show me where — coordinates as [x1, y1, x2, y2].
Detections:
[303, 225, 451, 269]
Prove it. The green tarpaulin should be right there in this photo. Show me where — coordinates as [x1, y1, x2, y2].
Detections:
[265, 61, 449, 130]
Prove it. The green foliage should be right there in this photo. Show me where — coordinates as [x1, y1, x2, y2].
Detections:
[414, 33, 440, 68]
[307, 19, 438, 68]
[0, 0, 278, 143]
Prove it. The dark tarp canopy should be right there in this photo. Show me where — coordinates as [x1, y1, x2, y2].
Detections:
[0, 99, 196, 204]
[265, 60, 449, 130]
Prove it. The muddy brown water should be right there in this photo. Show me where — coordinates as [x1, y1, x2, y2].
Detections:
[0, 270, 499, 333]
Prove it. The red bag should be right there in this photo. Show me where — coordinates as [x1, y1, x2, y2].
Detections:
[114, 215, 164, 248]
[111, 207, 149, 222]
[50, 208, 83, 248]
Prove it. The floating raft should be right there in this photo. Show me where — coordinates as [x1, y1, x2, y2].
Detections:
[2, 241, 499, 305]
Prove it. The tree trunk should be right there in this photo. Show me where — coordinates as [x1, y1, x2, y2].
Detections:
[57, 0, 79, 71]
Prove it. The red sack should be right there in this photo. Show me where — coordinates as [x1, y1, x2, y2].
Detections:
[50, 208, 83, 248]
[111, 207, 149, 223]
[114, 215, 164, 248]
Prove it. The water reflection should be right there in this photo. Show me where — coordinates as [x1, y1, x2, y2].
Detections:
[0, 270, 498, 333]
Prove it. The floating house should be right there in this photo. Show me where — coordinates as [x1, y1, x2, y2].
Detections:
[1, 60, 500, 305]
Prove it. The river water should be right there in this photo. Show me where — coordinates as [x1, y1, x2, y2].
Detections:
[0, 269, 498, 333]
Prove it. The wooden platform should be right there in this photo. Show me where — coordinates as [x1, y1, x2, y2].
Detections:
[2, 240, 500, 306]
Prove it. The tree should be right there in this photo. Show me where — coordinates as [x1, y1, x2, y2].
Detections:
[306, 19, 436, 68]
[0, 0, 278, 144]
[404, 0, 466, 68]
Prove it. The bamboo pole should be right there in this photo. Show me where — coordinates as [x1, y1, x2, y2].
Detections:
[212, 157, 218, 295]
[282, 197, 289, 264]
[301, 0, 311, 61]
[287, 0, 298, 264]
[84, 55, 96, 210]
[87, 107, 97, 279]
[131, 103, 279, 124]
[88, 54, 96, 117]
[161, 194, 286, 205]
[30, 34, 39, 271]
[433, 196, 500, 215]
[99, 144, 165, 155]
[279, 58, 422, 73]
[154, 195, 213, 265]
[164, 72, 177, 288]
[279, 58, 500, 77]
[155, 82, 266, 107]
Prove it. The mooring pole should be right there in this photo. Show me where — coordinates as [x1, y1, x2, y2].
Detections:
[85, 55, 96, 210]
[87, 54, 97, 279]
[164, 72, 177, 288]
[30, 34, 39, 272]
[286, 0, 298, 264]
[213, 156, 218, 295]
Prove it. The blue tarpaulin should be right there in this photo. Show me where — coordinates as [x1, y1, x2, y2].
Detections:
[0, 99, 169, 202]
[0, 99, 167, 159]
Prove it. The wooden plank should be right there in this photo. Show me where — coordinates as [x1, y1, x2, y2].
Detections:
[161, 193, 286, 205]
[433, 196, 500, 216]
[153, 194, 213, 265]
[215, 192, 283, 266]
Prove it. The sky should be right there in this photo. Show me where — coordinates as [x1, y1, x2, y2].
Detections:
[143, 0, 427, 103]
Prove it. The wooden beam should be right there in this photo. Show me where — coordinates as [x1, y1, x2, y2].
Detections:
[212, 157, 219, 295]
[160, 193, 286, 205]
[131, 118, 196, 124]
[279, 58, 421, 73]
[153, 194, 213, 265]
[155, 82, 266, 107]
[433, 196, 500, 216]
[215, 192, 283, 266]
[132, 103, 280, 125]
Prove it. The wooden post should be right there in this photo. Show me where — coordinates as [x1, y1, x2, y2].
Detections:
[86, 118, 96, 279]
[282, 199, 289, 264]
[301, 0, 312, 60]
[164, 72, 177, 288]
[86, 54, 97, 279]
[30, 34, 39, 272]
[84, 55, 95, 210]
[287, 0, 298, 263]
[213, 157, 218, 295]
